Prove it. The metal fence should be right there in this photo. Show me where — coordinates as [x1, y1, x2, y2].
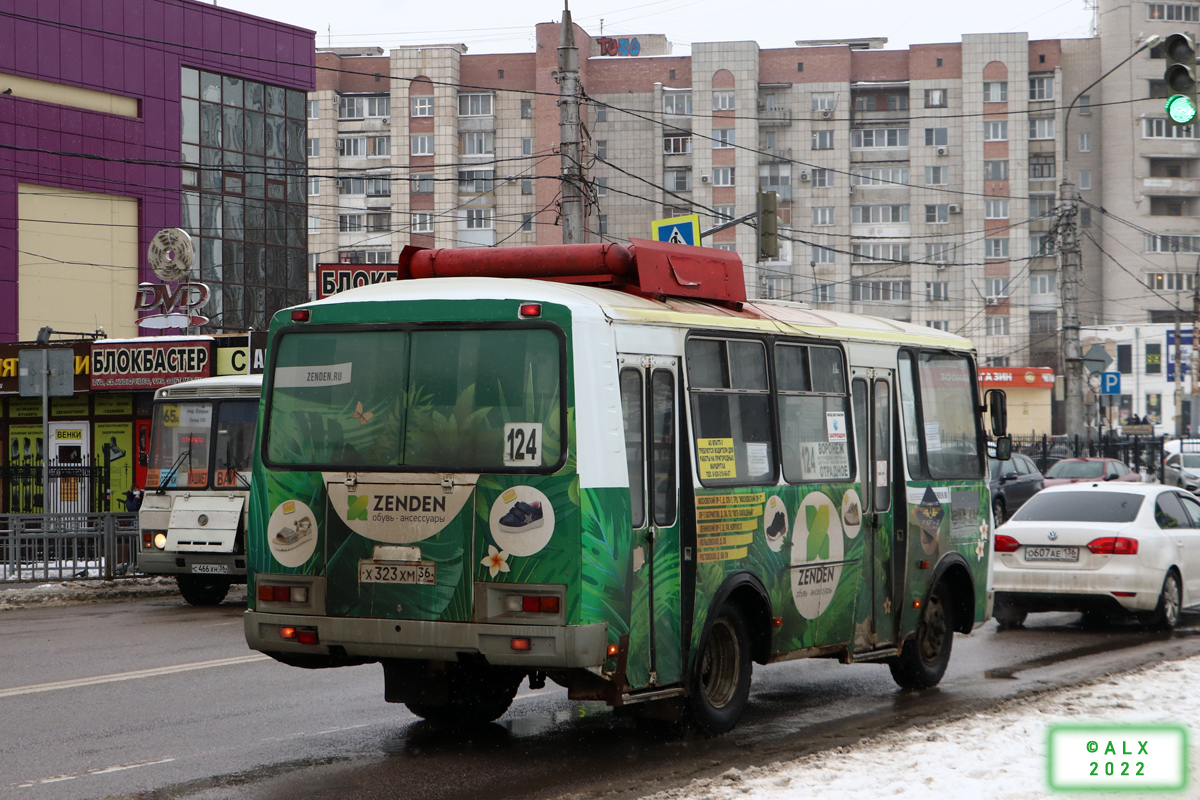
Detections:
[1010, 433, 1167, 482]
[0, 513, 139, 583]
[1, 456, 120, 514]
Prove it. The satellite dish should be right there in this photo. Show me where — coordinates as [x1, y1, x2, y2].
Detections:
[147, 228, 195, 282]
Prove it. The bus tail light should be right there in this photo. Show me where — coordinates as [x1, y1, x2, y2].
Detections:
[279, 626, 319, 645]
[504, 594, 560, 614]
[518, 303, 541, 318]
[291, 308, 311, 323]
[1087, 537, 1139, 555]
[259, 585, 308, 603]
[994, 534, 1021, 553]
[511, 638, 532, 651]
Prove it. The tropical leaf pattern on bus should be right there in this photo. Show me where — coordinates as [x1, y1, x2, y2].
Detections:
[580, 487, 634, 639]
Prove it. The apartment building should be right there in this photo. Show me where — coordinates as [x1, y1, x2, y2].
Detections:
[307, 1, 1185, 371]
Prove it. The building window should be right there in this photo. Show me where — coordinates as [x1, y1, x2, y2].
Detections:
[411, 96, 433, 117]
[814, 283, 835, 302]
[1079, 132, 1091, 152]
[852, 167, 908, 185]
[411, 135, 433, 156]
[985, 238, 1009, 259]
[886, 93, 908, 111]
[713, 243, 737, 251]
[338, 136, 365, 157]
[369, 136, 389, 156]
[522, 178, 533, 195]
[521, 99, 533, 119]
[1079, 94, 1092, 114]
[713, 205, 736, 223]
[925, 204, 949, 223]
[1030, 193, 1055, 218]
[984, 121, 1007, 141]
[366, 212, 390, 232]
[852, 280, 911, 302]
[458, 93, 494, 116]
[759, 163, 790, 190]
[852, 204, 908, 223]
[666, 169, 691, 192]
[1029, 117, 1055, 139]
[1029, 157, 1056, 179]
[457, 169, 494, 193]
[522, 138, 533, 156]
[1145, 235, 1200, 253]
[927, 320, 950, 331]
[855, 95, 876, 112]
[1080, 170, 1092, 190]
[852, 128, 909, 148]
[307, 137, 320, 157]
[985, 316, 1011, 336]
[339, 213, 364, 232]
[366, 177, 390, 196]
[596, 177, 607, 196]
[1029, 76, 1054, 101]
[366, 96, 390, 117]
[985, 199, 1009, 219]
[924, 165, 948, 185]
[924, 88, 947, 108]
[1031, 273, 1056, 295]
[926, 281, 949, 301]
[460, 131, 494, 155]
[712, 91, 735, 110]
[812, 130, 834, 149]
[983, 81, 1007, 102]
[1147, 3, 1200, 21]
[664, 93, 692, 115]
[812, 168, 833, 187]
[812, 206, 834, 226]
[713, 167, 735, 186]
[308, 215, 320, 233]
[465, 208, 493, 229]
[594, 103, 605, 122]
[714, 129, 736, 148]
[338, 176, 365, 195]
[412, 212, 433, 233]
[811, 245, 836, 264]
[363, 250, 392, 264]
[926, 242, 953, 262]
[811, 92, 835, 111]
[307, 99, 319, 119]
[924, 127, 948, 146]
[851, 242, 910, 262]
[598, 214, 608, 235]
[1144, 117, 1200, 138]
[664, 135, 693, 154]
[1147, 343, 1163, 374]
[308, 177, 320, 196]
[1030, 233, 1053, 256]
[1148, 271, 1198, 290]
[521, 213, 533, 232]
[412, 173, 433, 193]
[338, 95, 364, 119]
[596, 140, 607, 160]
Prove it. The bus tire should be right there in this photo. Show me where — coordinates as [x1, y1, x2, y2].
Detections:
[406, 669, 520, 724]
[688, 604, 752, 736]
[889, 581, 953, 690]
[176, 574, 231, 606]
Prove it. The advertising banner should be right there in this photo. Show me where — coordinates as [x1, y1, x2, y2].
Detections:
[90, 338, 212, 390]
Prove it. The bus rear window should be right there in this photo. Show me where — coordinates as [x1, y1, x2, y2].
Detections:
[265, 326, 563, 472]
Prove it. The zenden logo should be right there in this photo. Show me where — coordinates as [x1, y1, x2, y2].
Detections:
[347, 495, 369, 521]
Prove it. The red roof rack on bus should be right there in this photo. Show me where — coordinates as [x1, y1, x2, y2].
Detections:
[396, 239, 746, 308]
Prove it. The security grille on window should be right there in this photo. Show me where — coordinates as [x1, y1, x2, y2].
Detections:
[924, 88, 947, 108]
[339, 214, 364, 232]
[851, 204, 908, 223]
[411, 97, 433, 117]
[1147, 3, 1200, 21]
[461, 131, 494, 155]
[664, 93, 692, 115]
[853, 128, 909, 148]
[412, 212, 433, 233]
[985, 316, 1011, 336]
[924, 165, 948, 185]
[412, 173, 434, 193]
[338, 96, 364, 119]
[812, 130, 834, 149]
[852, 167, 908, 185]
[1029, 76, 1054, 101]
[714, 129, 736, 148]
[983, 81, 1007, 102]
[926, 281, 949, 301]
[1029, 118, 1055, 140]
[984, 121, 1007, 141]
[852, 280, 911, 302]
[666, 169, 691, 192]
[713, 167, 735, 186]
[664, 135, 693, 154]
[366, 96, 390, 117]
[985, 238, 1009, 259]
[307, 138, 320, 157]
[712, 91, 735, 110]
[458, 170, 495, 193]
[985, 199, 1009, 219]
[411, 135, 433, 156]
[366, 178, 390, 197]
[811, 92, 835, 111]
[925, 204, 949, 224]
[851, 242, 910, 262]
[521, 99, 532, 119]
[811, 244, 836, 264]
[465, 208, 493, 229]
[366, 212, 390, 232]
[338, 177, 366, 195]
[924, 127, 948, 146]
[812, 206, 834, 226]
[458, 93, 494, 116]
[812, 168, 833, 187]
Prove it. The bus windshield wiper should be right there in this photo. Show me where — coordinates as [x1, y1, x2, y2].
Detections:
[157, 447, 191, 495]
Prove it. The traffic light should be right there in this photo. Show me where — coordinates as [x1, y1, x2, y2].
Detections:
[758, 191, 779, 260]
[1164, 32, 1198, 125]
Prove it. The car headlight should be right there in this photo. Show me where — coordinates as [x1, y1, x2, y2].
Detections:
[153, 532, 168, 550]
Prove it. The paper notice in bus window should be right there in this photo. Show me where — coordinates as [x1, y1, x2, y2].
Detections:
[187, 469, 209, 488]
[181, 405, 212, 428]
[925, 422, 943, 452]
[746, 442, 770, 475]
[145, 469, 161, 488]
[826, 411, 847, 441]
[161, 405, 180, 428]
[274, 362, 353, 388]
[697, 438, 737, 481]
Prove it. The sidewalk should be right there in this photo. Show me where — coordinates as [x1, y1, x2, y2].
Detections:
[0, 577, 246, 610]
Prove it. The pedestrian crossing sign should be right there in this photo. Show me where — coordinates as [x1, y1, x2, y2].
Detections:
[651, 214, 701, 246]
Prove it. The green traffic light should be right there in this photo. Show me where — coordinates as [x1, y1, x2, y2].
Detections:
[1166, 94, 1198, 124]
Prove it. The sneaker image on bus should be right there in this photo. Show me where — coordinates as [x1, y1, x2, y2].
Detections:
[498, 501, 543, 534]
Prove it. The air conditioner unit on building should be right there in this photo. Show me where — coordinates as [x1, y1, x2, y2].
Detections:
[821, 109, 833, 120]
[335, 179, 343, 188]
[935, 262, 948, 270]
[948, 203, 962, 214]
[700, 174, 711, 184]
[936, 145, 949, 156]
[382, 116, 390, 124]
[799, 170, 811, 181]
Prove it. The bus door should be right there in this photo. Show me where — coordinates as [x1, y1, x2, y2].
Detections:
[619, 355, 682, 689]
[851, 369, 896, 647]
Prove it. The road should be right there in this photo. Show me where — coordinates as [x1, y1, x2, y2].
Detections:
[2, 596, 1198, 800]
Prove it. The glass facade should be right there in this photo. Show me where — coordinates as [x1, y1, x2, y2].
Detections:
[181, 66, 309, 333]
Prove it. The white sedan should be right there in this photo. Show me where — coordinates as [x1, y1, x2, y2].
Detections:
[991, 483, 1200, 629]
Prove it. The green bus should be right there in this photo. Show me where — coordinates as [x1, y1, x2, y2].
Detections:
[244, 240, 1007, 733]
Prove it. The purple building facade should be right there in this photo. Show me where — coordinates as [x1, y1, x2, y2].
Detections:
[0, 0, 316, 342]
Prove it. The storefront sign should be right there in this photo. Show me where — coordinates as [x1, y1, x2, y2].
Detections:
[0, 343, 90, 395]
[977, 367, 1055, 389]
[94, 394, 134, 416]
[90, 338, 212, 390]
[135, 282, 210, 329]
[51, 396, 90, 417]
[317, 264, 400, 300]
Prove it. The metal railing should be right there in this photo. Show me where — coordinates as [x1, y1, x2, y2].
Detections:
[2, 456, 120, 514]
[0, 513, 139, 582]
[1009, 433, 1167, 482]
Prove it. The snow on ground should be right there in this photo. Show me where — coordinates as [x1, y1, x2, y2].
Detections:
[646, 656, 1200, 800]
[0, 577, 244, 610]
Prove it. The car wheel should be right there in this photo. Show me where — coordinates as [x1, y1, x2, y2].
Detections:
[889, 581, 954, 689]
[992, 497, 1006, 525]
[1145, 570, 1182, 631]
[688, 604, 752, 736]
[993, 602, 1027, 630]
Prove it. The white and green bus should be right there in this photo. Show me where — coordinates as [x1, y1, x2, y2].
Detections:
[244, 240, 1007, 732]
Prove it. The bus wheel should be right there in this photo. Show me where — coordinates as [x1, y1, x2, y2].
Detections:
[889, 582, 953, 690]
[176, 574, 231, 606]
[406, 669, 520, 724]
[688, 605, 752, 735]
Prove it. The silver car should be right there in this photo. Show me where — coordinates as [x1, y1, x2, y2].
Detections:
[1164, 453, 1200, 494]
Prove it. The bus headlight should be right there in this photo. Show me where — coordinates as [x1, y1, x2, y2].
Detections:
[153, 532, 168, 550]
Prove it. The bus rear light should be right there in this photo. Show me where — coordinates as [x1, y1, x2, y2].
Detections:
[511, 638, 532, 651]
[296, 628, 320, 645]
[518, 303, 541, 318]
[259, 585, 308, 603]
[280, 626, 297, 639]
[291, 308, 311, 322]
[994, 535, 1021, 553]
[504, 594, 560, 613]
[606, 644, 620, 657]
[1087, 537, 1139, 555]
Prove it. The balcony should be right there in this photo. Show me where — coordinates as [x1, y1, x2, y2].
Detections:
[458, 115, 495, 132]
[758, 148, 792, 164]
[757, 108, 793, 127]
[1142, 177, 1200, 196]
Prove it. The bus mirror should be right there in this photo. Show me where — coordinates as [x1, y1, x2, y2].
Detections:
[987, 389, 1008, 436]
[993, 435, 1012, 461]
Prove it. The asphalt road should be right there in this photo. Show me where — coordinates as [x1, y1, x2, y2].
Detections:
[2, 596, 1198, 800]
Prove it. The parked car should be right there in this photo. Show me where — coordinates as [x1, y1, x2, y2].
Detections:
[1164, 453, 1200, 494]
[992, 483, 1200, 629]
[990, 452, 1044, 524]
[1042, 457, 1140, 487]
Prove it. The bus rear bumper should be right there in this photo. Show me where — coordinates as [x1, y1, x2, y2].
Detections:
[244, 610, 609, 669]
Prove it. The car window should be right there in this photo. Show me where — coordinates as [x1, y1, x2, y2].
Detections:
[998, 459, 1018, 479]
[1011, 491, 1143, 523]
[1104, 462, 1119, 478]
[1179, 494, 1200, 528]
[1046, 460, 1104, 479]
[1113, 461, 1129, 476]
[1014, 457, 1031, 476]
[1155, 492, 1188, 529]
[1168, 455, 1181, 467]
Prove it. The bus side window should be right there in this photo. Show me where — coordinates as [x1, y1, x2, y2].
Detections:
[621, 368, 646, 528]
[853, 379, 870, 507]
[651, 369, 676, 526]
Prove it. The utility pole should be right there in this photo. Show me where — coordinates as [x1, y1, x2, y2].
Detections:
[1060, 182, 1086, 440]
[558, 2, 584, 245]
[1192, 257, 1200, 432]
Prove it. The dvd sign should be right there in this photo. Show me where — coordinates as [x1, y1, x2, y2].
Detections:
[317, 264, 399, 300]
[135, 282, 210, 329]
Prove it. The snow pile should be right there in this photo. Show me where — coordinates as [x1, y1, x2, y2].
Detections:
[0, 577, 230, 610]
[647, 657, 1200, 800]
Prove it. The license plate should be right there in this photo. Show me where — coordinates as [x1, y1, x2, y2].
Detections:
[192, 563, 229, 574]
[1024, 546, 1080, 562]
[358, 560, 436, 585]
